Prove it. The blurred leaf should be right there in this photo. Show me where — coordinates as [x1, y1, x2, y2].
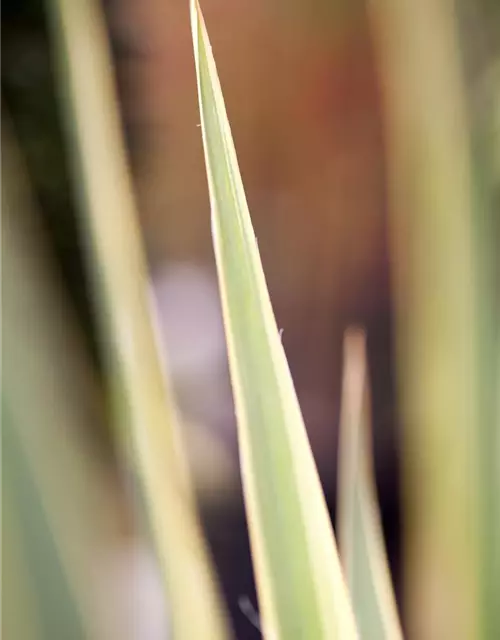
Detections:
[45, 1, 231, 637]
[2, 455, 43, 640]
[190, 2, 358, 637]
[369, 1, 483, 638]
[2, 404, 85, 640]
[2, 116, 116, 639]
[470, 61, 500, 639]
[337, 329, 403, 640]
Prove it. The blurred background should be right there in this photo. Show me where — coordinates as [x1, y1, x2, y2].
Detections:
[2, 0, 499, 638]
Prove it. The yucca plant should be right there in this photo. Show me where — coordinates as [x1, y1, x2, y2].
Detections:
[5, 0, 499, 638]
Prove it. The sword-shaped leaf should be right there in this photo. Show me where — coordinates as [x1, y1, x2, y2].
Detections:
[337, 329, 403, 640]
[46, 1, 230, 637]
[190, 2, 357, 637]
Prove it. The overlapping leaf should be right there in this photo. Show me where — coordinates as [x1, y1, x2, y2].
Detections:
[337, 329, 403, 640]
[46, 1, 230, 637]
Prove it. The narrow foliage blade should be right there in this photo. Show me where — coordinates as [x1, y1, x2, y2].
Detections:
[190, 2, 357, 637]
[46, 1, 230, 637]
[369, 1, 482, 637]
[337, 329, 403, 640]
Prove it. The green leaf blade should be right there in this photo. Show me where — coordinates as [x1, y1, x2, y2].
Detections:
[337, 329, 403, 640]
[2, 119, 109, 639]
[369, 2, 484, 638]
[46, 1, 231, 637]
[190, 2, 357, 638]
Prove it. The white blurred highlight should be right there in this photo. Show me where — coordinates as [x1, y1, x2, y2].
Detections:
[151, 262, 238, 502]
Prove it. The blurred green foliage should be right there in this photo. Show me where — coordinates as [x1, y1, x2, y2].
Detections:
[2, 0, 98, 359]
[2, 0, 499, 639]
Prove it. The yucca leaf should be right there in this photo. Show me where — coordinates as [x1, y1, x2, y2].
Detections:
[2, 117, 110, 639]
[369, 1, 482, 638]
[45, 1, 231, 638]
[190, 2, 357, 637]
[2, 402, 86, 640]
[470, 65, 500, 639]
[2, 473, 42, 640]
[337, 329, 403, 640]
